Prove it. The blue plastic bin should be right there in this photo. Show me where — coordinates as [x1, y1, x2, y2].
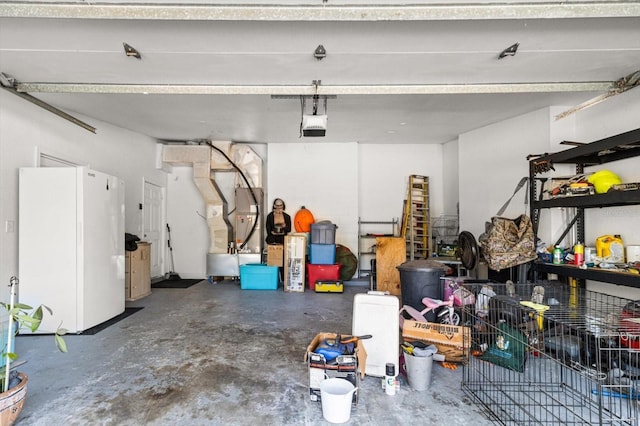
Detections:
[239, 264, 279, 290]
[310, 244, 336, 265]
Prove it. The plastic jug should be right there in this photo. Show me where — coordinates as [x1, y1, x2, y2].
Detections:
[596, 235, 624, 262]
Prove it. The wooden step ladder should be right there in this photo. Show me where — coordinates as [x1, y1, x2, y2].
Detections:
[401, 175, 431, 260]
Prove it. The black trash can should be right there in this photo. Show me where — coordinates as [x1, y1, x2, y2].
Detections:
[397, 259, 448, 322]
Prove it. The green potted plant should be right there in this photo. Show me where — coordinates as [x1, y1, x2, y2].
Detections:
[0, 276, 67, 426]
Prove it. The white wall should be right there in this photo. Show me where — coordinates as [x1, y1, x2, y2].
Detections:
[165, 166, 210, 278]
[459, 108, 551, 239]
[268, 142, 360, 253]
[442, 139, 459, 216]
[268, 143, 445, 256]
[358, 143, 445, 225]
[0, 90, 166, 300]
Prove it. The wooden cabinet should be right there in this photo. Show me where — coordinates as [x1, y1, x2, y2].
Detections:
[125, 242, 151, 301]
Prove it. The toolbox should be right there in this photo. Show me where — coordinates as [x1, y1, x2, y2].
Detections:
[305, 332, 366, 404]
[352, 291, 399, 377]
[315, 280, 344, 293]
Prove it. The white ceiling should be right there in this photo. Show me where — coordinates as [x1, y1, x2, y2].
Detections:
[1, 1, 640, 144]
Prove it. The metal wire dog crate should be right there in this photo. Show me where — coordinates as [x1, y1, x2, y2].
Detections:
[461, 281, 640, 425]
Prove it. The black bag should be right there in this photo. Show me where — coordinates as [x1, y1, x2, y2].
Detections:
[335, 244, 357, 281]
[125, 233, 141, 251]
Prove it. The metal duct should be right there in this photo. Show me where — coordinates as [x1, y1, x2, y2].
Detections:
[162, 145, 232, 254]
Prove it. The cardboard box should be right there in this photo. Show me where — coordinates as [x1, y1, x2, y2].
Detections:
[266, 244, 284, 267]
[402, 319, 470, 363]
[284, 234, 306, 292]
[304, 332, 367, 404]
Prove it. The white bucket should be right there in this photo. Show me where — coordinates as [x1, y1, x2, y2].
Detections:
[319, 378, 357, 424]
[405, 353, 433, 391]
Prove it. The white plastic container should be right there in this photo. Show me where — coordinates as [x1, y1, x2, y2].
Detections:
[320, 378, 357, 424]
[352, 291, 399, 377]
[627, 245, 640, 262]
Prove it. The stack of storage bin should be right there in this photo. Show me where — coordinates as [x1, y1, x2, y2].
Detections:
[307, 222, 341, 291]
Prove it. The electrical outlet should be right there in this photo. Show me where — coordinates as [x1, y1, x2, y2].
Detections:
[5, 220, 15, 233]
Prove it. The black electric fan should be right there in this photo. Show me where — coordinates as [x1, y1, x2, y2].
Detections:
[457, 231, 480, 272]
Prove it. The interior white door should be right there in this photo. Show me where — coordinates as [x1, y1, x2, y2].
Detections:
[144, 181, 164, 278]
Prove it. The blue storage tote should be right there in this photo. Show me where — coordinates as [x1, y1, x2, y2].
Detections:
[311, 222, 337, 245]
[239, 263, 279, 290]
[310, 243, 336, 265]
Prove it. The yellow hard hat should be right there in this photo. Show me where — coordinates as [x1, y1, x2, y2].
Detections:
[587, 170, 622, 194]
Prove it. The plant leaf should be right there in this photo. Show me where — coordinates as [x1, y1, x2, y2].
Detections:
[41, 304, 53, 316]
[13, 302, 34, 310]
[54, 334, 67, 353]
[32, 306, 44, 321]
[15, 313, 42, 332]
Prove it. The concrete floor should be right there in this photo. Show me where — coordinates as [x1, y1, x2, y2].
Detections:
[15, 280, 495, 425]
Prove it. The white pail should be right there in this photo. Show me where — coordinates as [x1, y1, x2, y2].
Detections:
[319, 378, 357, 424]
[405, 353, 433, 391]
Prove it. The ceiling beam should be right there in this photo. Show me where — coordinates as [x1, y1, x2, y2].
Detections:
[17, 82, 613, 95]
[1, 2, 640, 21]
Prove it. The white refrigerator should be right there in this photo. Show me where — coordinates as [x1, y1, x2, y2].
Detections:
[19, 167, 125, 334]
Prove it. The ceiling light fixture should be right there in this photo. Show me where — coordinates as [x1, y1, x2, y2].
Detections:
[123, 42, 142, 59]
[314, 44, 327, 60]
[498, 42, 519, 59]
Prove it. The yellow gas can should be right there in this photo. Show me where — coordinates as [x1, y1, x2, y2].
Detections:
[596, 235, 624, 262]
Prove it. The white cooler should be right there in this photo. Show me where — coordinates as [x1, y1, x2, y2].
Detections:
[352, 291, 400, 377]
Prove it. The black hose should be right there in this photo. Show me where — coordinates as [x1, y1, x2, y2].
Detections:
[205, 141, 260, 251]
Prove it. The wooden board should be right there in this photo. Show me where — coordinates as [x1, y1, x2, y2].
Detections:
[375, 237, 406, 296]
